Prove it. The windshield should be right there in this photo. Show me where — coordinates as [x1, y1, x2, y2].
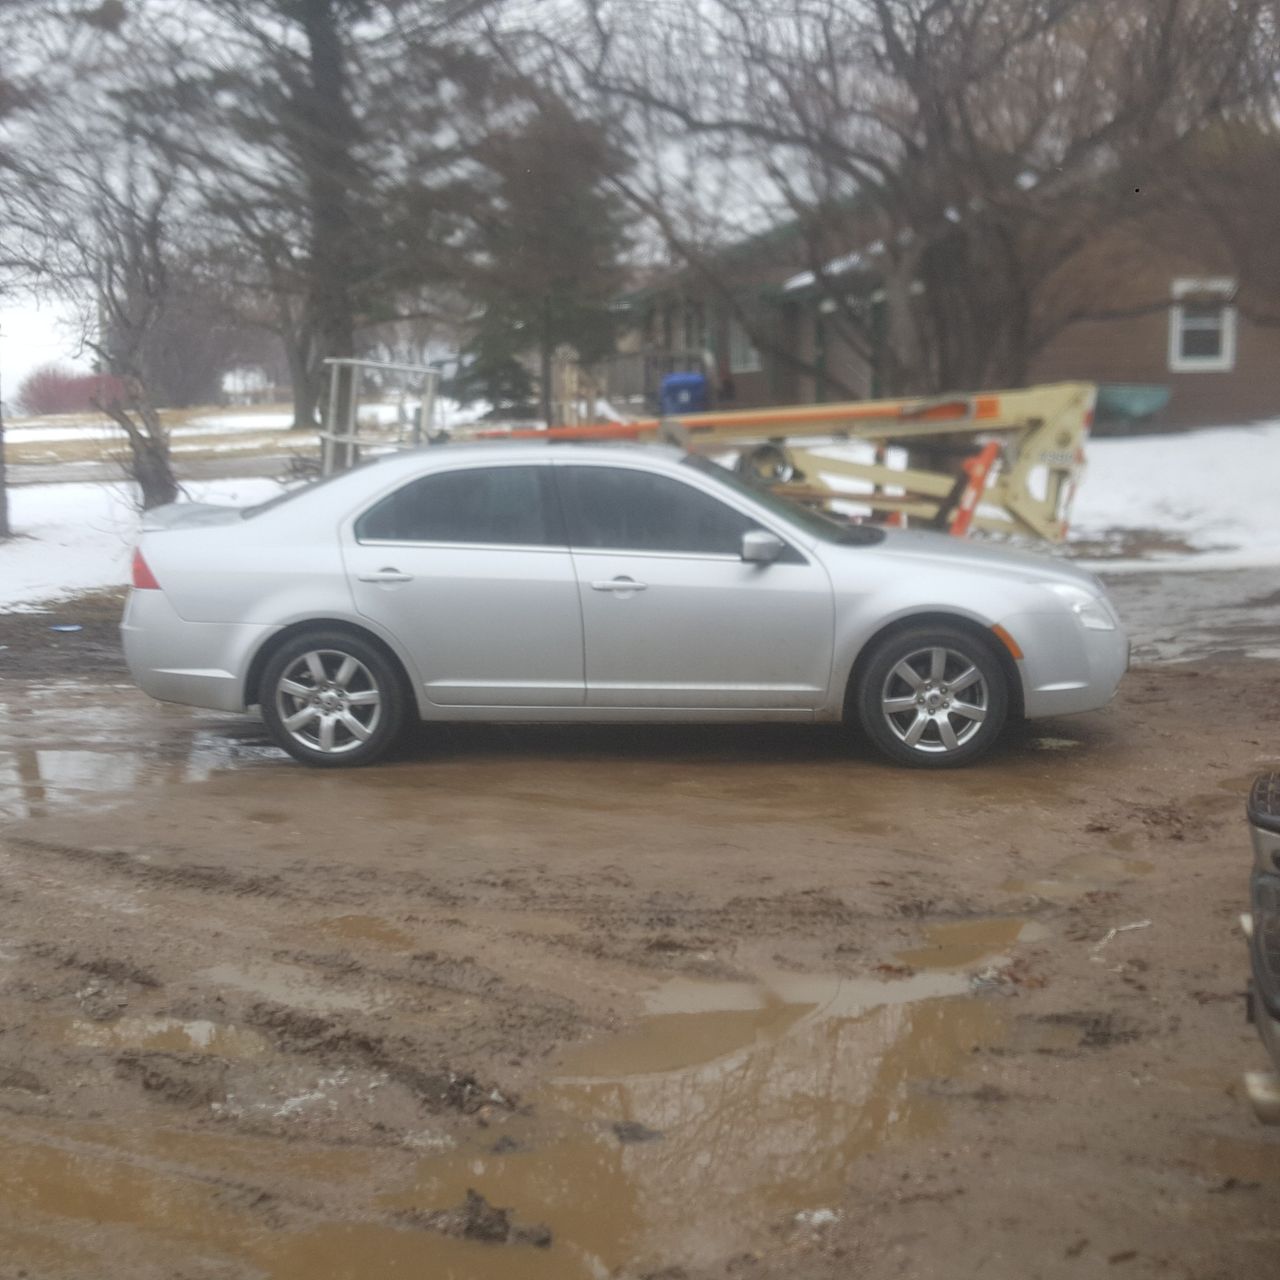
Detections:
[682, 454, 885, 546]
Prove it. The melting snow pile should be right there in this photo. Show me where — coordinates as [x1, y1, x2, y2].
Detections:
[1070, 421, 1280, 570]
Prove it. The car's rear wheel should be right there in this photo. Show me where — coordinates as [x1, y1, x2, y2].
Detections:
[855, 625, 1008, 768]
[259, 631, 407, 767]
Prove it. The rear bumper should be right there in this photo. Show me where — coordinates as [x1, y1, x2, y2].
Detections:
[121, 589, 274, 713]
[1245, 773, 1280, 1122]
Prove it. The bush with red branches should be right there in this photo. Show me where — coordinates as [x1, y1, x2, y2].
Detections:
[15, 365, 127, 416]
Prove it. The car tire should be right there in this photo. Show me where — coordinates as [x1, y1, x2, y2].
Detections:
[259, 630, 408, 768]
[855, 625, 1008, 768]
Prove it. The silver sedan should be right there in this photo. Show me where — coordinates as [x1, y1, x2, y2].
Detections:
[122, 444, 1128, 768]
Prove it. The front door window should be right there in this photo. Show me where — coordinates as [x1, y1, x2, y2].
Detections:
[558, 465, 757, 556]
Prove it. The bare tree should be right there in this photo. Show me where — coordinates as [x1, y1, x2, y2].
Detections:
[3, 35, 188, 508]
[0, 0, 139, 532]
[0, 3, 50, 538]
[556, 0, 1269, 395]
[137, 0, 513, 428]
[52, 126, 185, 507]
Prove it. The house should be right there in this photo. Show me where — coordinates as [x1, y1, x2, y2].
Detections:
[605, 215, 880, 414]
[1029, 260, 1279, 431]
[609, 211, 1277, 432]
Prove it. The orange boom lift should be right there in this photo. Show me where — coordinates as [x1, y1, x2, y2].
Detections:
[464, 381, 1096, 543]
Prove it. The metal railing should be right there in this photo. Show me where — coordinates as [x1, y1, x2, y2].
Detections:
[319, 358, 441, 475]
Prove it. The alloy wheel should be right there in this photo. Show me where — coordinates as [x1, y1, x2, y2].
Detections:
[274, 649, 382, 756]
[879, 645, 989, 755]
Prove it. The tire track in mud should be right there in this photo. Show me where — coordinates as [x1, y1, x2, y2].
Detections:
[7, 835, 290, 898]
[0, 831, 589, 1160]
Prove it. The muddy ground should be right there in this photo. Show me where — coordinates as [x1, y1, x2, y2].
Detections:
[2, 571, 1280, 1279]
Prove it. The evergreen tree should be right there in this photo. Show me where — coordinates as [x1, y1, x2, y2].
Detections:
[465, 101, 630, 424]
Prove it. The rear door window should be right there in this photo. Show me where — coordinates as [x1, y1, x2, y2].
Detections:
[355, 465, 563, 546]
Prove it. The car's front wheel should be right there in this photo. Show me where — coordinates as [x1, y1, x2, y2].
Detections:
[259, 631, 407, 767]
[855, 625, 1009, 768]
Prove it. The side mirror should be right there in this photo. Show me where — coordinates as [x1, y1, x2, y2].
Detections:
[741, 529, 785, 564]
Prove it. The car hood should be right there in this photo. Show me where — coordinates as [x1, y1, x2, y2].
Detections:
[142, 501, 248, 532]
[862, 527, 1101, 589]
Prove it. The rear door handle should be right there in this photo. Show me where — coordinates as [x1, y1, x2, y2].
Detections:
[591, 577, 648, 592]
[358, 568, 413, 583]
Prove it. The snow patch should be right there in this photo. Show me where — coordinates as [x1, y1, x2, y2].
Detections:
[5, 410, 295, 445]
[0, 477, 283, 609]
[1069, 422, 1280, 568]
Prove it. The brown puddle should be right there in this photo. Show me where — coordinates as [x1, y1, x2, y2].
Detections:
[1197, 1134, 1280, 1184]
[1057, 852, 1154, 880]
[50, 1016, 268, 1059]
[386, 972, 1003, 1275]
[0, 685, 283, 821]
[0, 1127, 401, 1279]
[313, 914, 415, 951]
[3, 974, 1008, 1278]
[895, 918, 1048, 970]
[1002, 853, 1154, 901]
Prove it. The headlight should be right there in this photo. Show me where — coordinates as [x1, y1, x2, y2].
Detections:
[1045, 583, 1116, 631]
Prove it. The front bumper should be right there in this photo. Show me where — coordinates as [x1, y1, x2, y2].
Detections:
[1245, 772, 1280, 1122]
[1000, 610, 1130, 719]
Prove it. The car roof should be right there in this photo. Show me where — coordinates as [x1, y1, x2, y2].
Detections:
[364, 439, 689, 478]
[246, 441, 706, 521]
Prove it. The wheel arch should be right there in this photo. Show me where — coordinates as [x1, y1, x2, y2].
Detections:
[841, 611, 1025, 722]
[243, 618, 421, 715]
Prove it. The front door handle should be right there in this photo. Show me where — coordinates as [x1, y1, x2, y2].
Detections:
[591, 576, 648, 592]
[358, 568, 413, 583]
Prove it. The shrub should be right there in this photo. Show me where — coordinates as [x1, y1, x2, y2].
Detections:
[15, 365, 126, 416]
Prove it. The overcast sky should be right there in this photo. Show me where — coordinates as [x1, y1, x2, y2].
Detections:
[0, 298, 90, 407]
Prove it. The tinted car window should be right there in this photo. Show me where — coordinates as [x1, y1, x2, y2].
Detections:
[355, 466, 561, 546]
[559, 465, 757, 555]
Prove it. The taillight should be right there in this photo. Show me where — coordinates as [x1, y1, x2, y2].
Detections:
[132, 548, 161, 590]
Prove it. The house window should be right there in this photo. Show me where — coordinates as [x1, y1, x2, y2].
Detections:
[1168, 278, 1237, 373]
[728, 315, 762, 373]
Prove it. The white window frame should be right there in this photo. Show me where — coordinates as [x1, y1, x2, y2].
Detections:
[1168, 277, 1237, 373]
[727, 315, 763, 374]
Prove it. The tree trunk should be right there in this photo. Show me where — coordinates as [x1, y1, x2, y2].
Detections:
[299, 0, 358, 430]
[96, 381, 179, 510]
[539, 337, 554, 427]
[128, 434, 181, 509]
[285, 337, 320, 431]
[881, 251, 926, 396]
[990, 283, 1033, 389]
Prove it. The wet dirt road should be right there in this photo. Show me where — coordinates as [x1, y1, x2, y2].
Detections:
[2, 573, 1280, 1279]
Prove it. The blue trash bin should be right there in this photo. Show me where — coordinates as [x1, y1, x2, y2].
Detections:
[659, 371, 709, 416]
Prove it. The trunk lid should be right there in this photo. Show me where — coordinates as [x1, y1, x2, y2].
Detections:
[141, 501, 249, 532]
